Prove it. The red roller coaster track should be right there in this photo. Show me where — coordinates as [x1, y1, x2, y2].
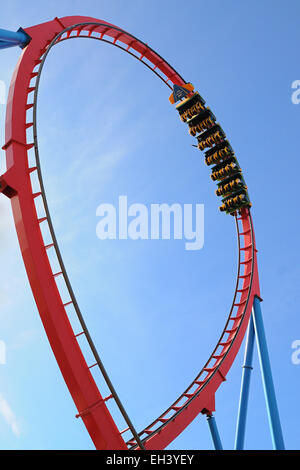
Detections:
[0, 16, 261, 449]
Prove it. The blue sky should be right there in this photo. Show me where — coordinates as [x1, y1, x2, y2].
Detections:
[0, 0, 299, 450]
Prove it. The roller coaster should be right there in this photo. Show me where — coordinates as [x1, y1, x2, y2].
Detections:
[0, 16, 285, 450]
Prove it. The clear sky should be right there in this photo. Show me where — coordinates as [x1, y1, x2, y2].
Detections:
[0, 0, 299, 450]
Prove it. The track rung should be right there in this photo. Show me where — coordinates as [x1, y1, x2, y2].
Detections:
[239, 273, 251, 279]
[240, 244, 253, 251]
[88, 28, 95, 38]
[33, 191, 42, 198]
[212, 354, 224, 359]
[234, 300, 247, 307]
[45, 243, 54, 250]
[237, 286, 249, 293]
[63, 300, 73, 307]
[120, 427, 129, 435]
[220, 340, 231, 346]
[38, 216, 47, 223]
[75, 331, 85, 338]
[231, 314, 243, 321]
[29, 166, 37, 173]
[225, 326, 238, 334]
[103, 394, 113, 402]
[88, 362, 97, 369]
[53, 271, 63, 278]
[240, 258, 252, 265]
[159, 418, 168, 423]
[171, 406, 181, 411]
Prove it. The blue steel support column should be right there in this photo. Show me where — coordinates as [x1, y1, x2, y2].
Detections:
[0, 28, 31, 49]
[0, 41, 19, 50]
[207, 414, 223, 450]
[234, 314, 255, 449]
[252, 295, 285, 450]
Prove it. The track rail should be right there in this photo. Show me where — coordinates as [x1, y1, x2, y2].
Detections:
[0, 16, 260, 449]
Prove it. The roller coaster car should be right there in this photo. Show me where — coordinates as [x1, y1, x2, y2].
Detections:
[169, 82, 195, 104]
[175, 92, 206, 122]
[170, 84, 252, 216]
[215, 174, 247, 197]
[219, 189, 251, 214]
[197, 124, 226, 151]
[187, 108, 216, 136]
[204, 141, 234, 166]
[210, 156, 241, 181]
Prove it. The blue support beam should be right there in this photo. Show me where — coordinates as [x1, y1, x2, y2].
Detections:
[252, 296, 285, 450]
[235, 314, 255, 449]
[0, 27, 31, 50]
[0, 40, 19, 50]
[207, 414, 223, 450]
